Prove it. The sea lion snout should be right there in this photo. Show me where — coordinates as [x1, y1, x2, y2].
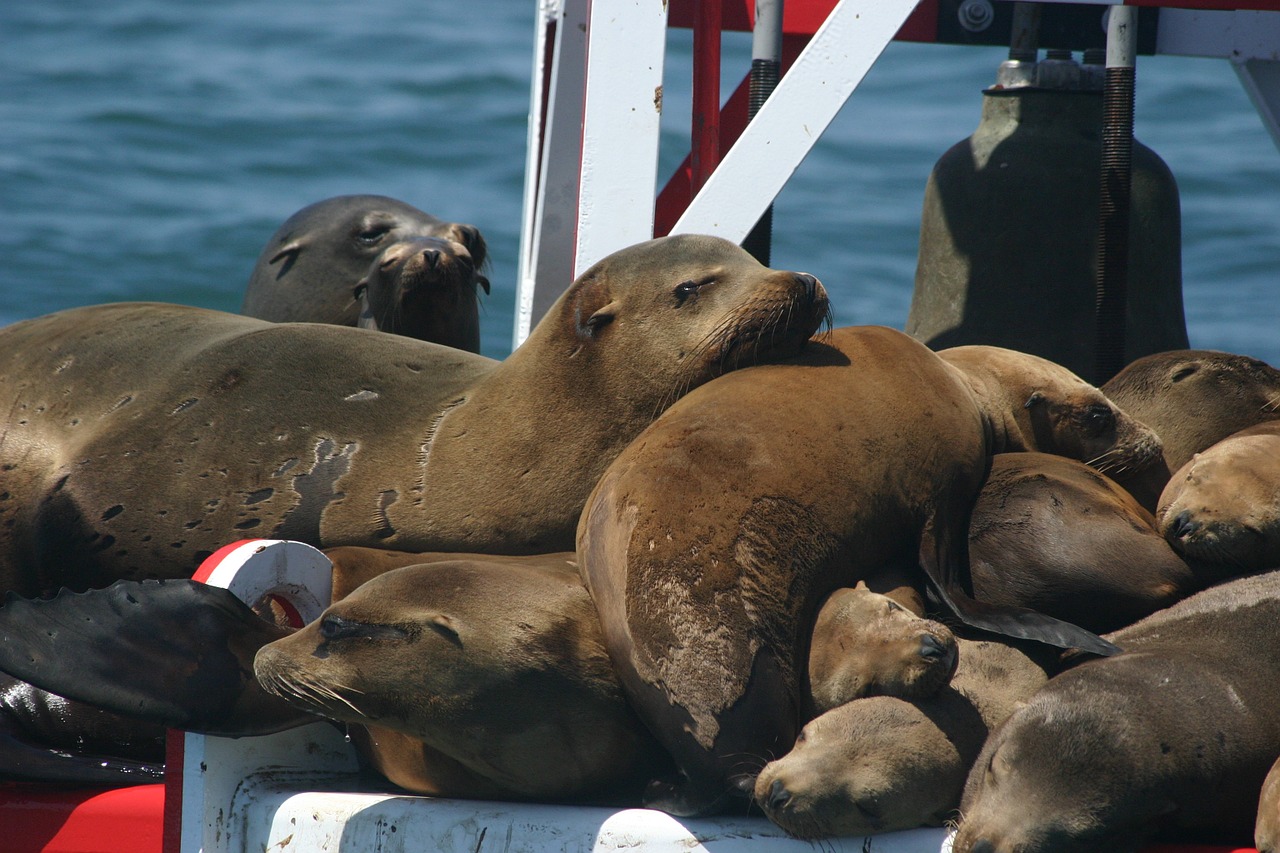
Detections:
[1165, 508, 1200, 542]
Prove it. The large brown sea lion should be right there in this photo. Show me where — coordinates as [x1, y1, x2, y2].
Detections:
[756, 636, 1057, 839]
[968, 452, 1196, 633]
[0, 234, 827, 596]
[953, 569, 1280, 853]
[1157, 419, 1280, 576]
[240, 195, 489, 343]
[576, 325, 1159, 816]
[1101, 348, 1280, 510]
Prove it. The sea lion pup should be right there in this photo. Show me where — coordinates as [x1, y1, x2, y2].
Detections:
[353, 234, 489, 350]
[953, 569, 1280, 853]
[0, 234, 828, 596]
[241, 194, 489, 342]
[968, 452, 1197, 633]
[806, 581, 958, 716]
[1157, 420, 1280, 576]
[757, 636, 1058, 839]
[1257, 756, 1280, 853]
[1101, 348, 1280, 510]
[577, 325, 1150, 817]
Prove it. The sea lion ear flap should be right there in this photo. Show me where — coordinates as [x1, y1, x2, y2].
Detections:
[268, 239, 305, 280]
[1024, 391, 1046, 410]
[570, 272, 618, 340]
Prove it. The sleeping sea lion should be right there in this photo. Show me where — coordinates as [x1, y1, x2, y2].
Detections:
[953, 569, 1280, 853]
[576, 326, 1157, 816]
[1157, 419, 1280, 577]
[1101, 348, 1280, 510]
[0, 234, 828, 596]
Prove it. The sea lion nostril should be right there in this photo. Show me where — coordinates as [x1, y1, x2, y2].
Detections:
[1170, 509, 1199, 539]
[919, 633, 949, 660]
[422, 248, 441, 269]
[768, 778, 791, 809]
[969, 839, 997, 853]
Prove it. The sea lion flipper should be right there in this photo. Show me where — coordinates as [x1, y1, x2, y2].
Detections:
[0, 580, 310, 735]
[918, 519, 1121, 658]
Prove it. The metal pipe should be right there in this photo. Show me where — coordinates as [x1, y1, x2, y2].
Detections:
[691, 0, 723, 193]
[741, 0, 783, 265]
[1093, 6, 1138, 384]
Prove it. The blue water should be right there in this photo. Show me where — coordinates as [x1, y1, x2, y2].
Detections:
[3, 1, 1278, 364]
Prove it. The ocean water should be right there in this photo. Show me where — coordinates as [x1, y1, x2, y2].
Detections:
[2, 1, 1278, 365]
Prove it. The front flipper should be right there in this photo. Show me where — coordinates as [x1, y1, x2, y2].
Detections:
[0, 580, 312, 735]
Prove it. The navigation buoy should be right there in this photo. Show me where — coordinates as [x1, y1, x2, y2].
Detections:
[907, 48, 1186, 384]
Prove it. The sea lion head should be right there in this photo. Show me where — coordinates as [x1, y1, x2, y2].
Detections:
[538, 234, 830, 410]
[354, 230, 490, 350]
[954, 680, 1156, 853]
[754, 695, 962, 839]
[1103, 349, 1280, 473]
[242, 195, 488, 335]
[1156, 423, 1280, 573]
[941, 345, 1163, 478]
[807, 583, 958, 715]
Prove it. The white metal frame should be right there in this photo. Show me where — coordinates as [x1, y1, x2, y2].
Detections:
[513, 0, 1280, 346]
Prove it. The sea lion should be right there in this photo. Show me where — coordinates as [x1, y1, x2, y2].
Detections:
[756, 636, 1057, 839]
[353, 234, 490, 350]
[938, 345, 1163, 480]
[1102, 348, 1280, 510]
[968, 452, 1197, 633]
[577, 326, 1152, 816]
[1157, 420, 1280, 576]
[241, 195, 489, 342]
[1258, 755, 1280, 853]
[0, 234, 828, 596]
[953, 569, 1280, 853]
[806, 581, 958, 716]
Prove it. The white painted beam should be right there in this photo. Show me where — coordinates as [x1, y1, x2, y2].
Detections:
[671, 0, 922, 241]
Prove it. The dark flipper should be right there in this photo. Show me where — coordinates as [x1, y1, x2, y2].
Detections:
[0, 674, 164, 785]
[0, 580, 313, 735]
[919, 486, 1122, 659]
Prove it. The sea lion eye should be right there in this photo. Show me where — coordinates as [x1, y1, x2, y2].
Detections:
[673, 280, 704, 306]
[1081, 404, 1115, 433]
[355, 223, 393, 246]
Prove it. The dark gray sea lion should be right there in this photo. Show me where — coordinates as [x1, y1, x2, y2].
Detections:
[756, 636, 1057, 839]
[0, 234, 827, 596]
[241, 195, 489, 344]
[577, 326, 1149, 816]
[953, 570, 1280, 853]
[1157, 420, 1280, 576]
[1102, 348, 1280, 510]
[353, 234, 489, 350]
[968, 452, 1196, 633]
